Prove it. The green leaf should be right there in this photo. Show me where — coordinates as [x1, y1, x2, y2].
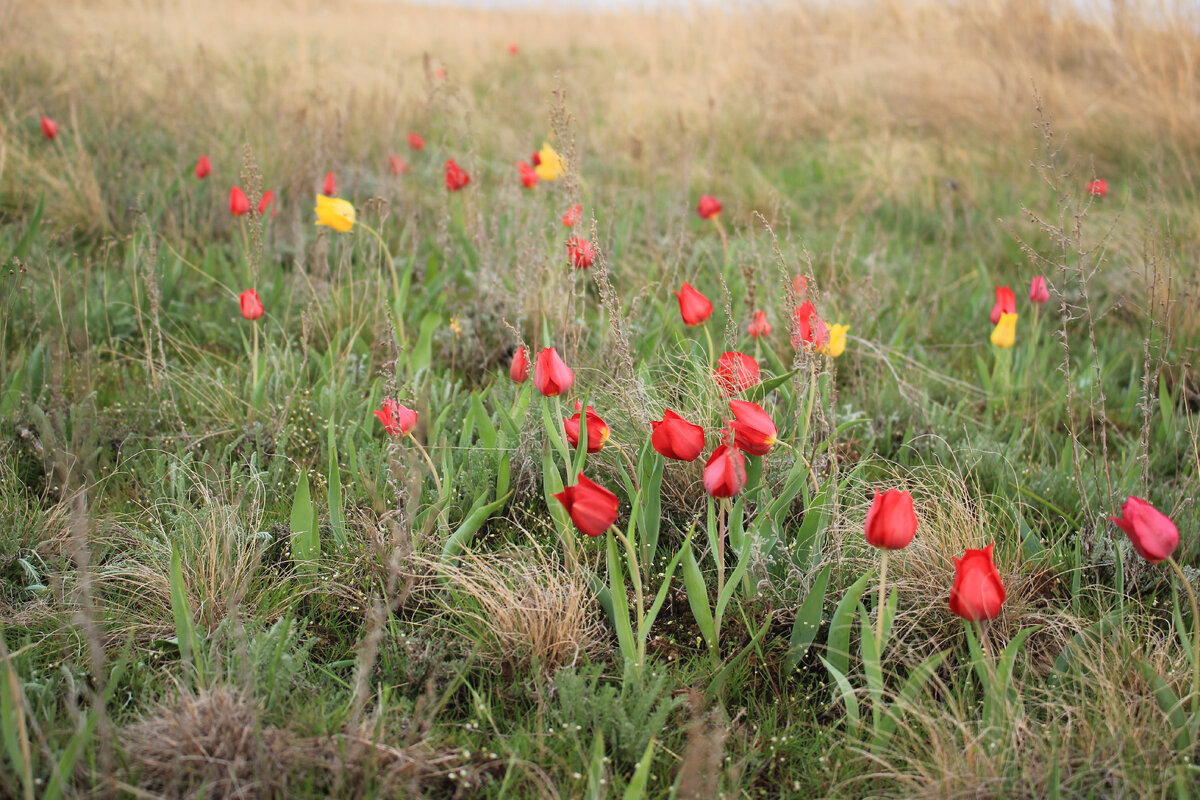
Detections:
[825, 570, 875, 678]
[622, 738, 656, 800]
[326, 422, 346, 548]
[471, 391, 498, 449]
[441, 491, 511, 562]
[10, 194, 43, 261]
[870, 649, 949, 750]
[681, 541, 716, 654]
[786, 563, 831, 671]
[707, 620, 771, 699]
[1136, 660, 1193, 752]
[606, 533, 637, 663]
[586, 729, 606, 800]
[746, 369, 798, 403]
[290, 469, 320, 570]
[819, 657, 861, 736]
[169, 543, 200, 681]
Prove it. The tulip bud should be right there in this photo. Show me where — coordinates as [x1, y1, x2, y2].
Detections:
[375, 398, 418, 437]
[1029, 275, 1049, 304]
[728, 400, 777, 456]
[697, 194, 722, 220]
[239, 289, 264, 321]
[948, 544, 1005, 621]
[650, 410, 705, 462]
[748, 311, 771, 338]
[534, 347, 574, 397]
[864, 489, 917, 550]
[510, 348, 529, 384]
[229, 186, 251, 216]
[554, 472, 619, 537]
[1111, 496, 1178, 563]
[990, 285, 1016, 325]
[322, 172, 336, 196]
[40, 116, 58, 140]
[194, 155, 212, 179]
[675, 282, 713, 326]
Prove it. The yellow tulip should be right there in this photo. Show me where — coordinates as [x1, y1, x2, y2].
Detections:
[534, 142, 564, 181]
[314, 194, 355, 232]
[822, 324, 850, 358]
[990, 313, 1018, 348]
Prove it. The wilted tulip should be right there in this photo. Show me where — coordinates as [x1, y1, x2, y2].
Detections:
[703, 444, 746, 498]
[554, 472, 619, 537]
[239, 289, 264, 321]
[229, 187, 251, 216]
[408, 133, 426, 150]
[375, 398, 418, 437]
[948, 544, 1005, 621]
[991, 313, 1018, 348]
[1087, 179, 1108, 198]
[1111, 496, 1179, 563]
[675, 282, 713, 326]
[697, 195, 722, 220]
[40, 116, 58, 140]
[990, 285, 1016, 325]
[791, 301, 830, 351]
[445, 159, 470, 191]
[714, 351, 761, 396]
[534, 347, 574, 397]
[517, 161, 539, 189]
[510, 347, 529, 384]
[729, 400, 777, 456]
[565, 403, 610, 453]
[567, 236, 594, 269]
[562, 204, 582, 227]
[388, 155, 408, 175]
[1029, 275, 1049, 304]
[314, 195, 355, 232]
[194, 155, 212, 179]
[864, 489, 917, 550]
[650, 410, 705, 461]
[748, 311, 771, 338]
[322, 172, 336, 196]
[534, 143, 564, 181]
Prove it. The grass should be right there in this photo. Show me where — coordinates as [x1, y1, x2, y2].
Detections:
[2, 0, 1200, 797]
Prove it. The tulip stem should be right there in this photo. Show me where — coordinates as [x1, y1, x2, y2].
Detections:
[876, 550, 889, 656]
[408, 434, 444, 501]
[1029, 305, 1041, 444]
[251, 320, 259, 415]
[1167, 557, 1200, 714]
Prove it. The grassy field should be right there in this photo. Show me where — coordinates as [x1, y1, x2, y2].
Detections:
[2, 0, 1200, 797]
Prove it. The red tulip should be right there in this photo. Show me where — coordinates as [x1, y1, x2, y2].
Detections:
[697, 194, 722, 220]
[1087, 179, 1108, 198]
[445, 159, 470, 192]
[375, 398, 418, 437]
[948, 544, 1005, 621]
[1029, 275, 1049, 305]
[1111, 496, 1179, 563]
[564, 403, 610, 453]
[864, 489, 918, 550]
[703, 443, 746, 498]
[714, 351, 761, 396]
[531, 151, 541, 166]
[650, 409, 705, 461]
[792, 274, 809, 299]
[989, 285, 1016, 325]
[229, 186, 251, 216]
[675, 282, 713, 326]
[728, 400, 777, 456]
[567, 236, 594, 269]
[509, 43, 520, 55]
[534, 347, 574, 396]
[748, 310, 771, 338]
[791, 301, 829, 351]
[562, 204, 582, 227]
[510, 347, 529, 384]
[194, 155, 212, 179]
[388, 155, 409, 175]
[258, 190, 275, 217]
[322, 172, 336, 196]
[554, 472, 619, 537]
[40, 116, 58, 140]
[435, 67, 448, 79]
[517, 161, 539, 189]
[408, 133, 426, 151]
[239, 289, 264, 321]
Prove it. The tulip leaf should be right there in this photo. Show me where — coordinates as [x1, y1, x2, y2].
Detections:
[326, 422, 346, 548]
[290, 468, 320, 572]
[681, 541, 716, 655]
[819, 657, 861, 736]
[640, 527, 692, 651]
[10, 194, 43, 261]
[169, 543, 203, 683]
[825, 570, 875, 679]
[746, 369, 798, 403]
[471, 391, 498, 450]
[635, 440, 663, 564]
[1136, 659, 1193, 752]
[606, 532, 636, 662]
[1050, 615, 1117, 683]
[621, 738, 656, 800]
[857, 603, 884, 731]
[870, 649, 949, 750]
[786, 563, 831, 671]
[586, 729, 606, 800]
[706, 620, 771, 700]
[441, 491, 511, 563]
[715, 535, 753, 627]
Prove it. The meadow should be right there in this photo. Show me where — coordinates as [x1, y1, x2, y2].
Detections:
[2, 0, 1200, 797]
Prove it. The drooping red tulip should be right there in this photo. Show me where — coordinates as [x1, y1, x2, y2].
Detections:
[194, 155, 212, 179]
[258, 190, 276, 217]
[445, 159, 470, 192]
[791, 301, 829, 351]
[388, 155, 409, 175]
[564, 403, 610, 453]
[40, 116, 58, 140]
[1029, 275, 1049, 305]
[408, 133, 426, 151]
[864, 489, 918, 550]
[728, 400, 777, 456]
[567, 236, 594, 269]
[948, 544, 1005, 621]
[510, 347, 529, 384]
[650, 409, 705, 461]
[322, 172, 336, 196]
[1087, 179, 1108, 198]
[675, 282, 713, 326]
[989, 285, 1016, 325]
[748, 310, 771, 338]
[517, 161, 539, 189]
[703, 443, 746, 498]
[375, 398, 418, 437]
[554, 472, 619, 538]
[229, 186, 251, 216]
[534, 347, 574, 397]
[1111, 496, 1179, 563]
[239, 289, 264, 321]
[562, 204, 582, 227]
[714, 351, 761, 396]
[697, 194, 722, 220]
